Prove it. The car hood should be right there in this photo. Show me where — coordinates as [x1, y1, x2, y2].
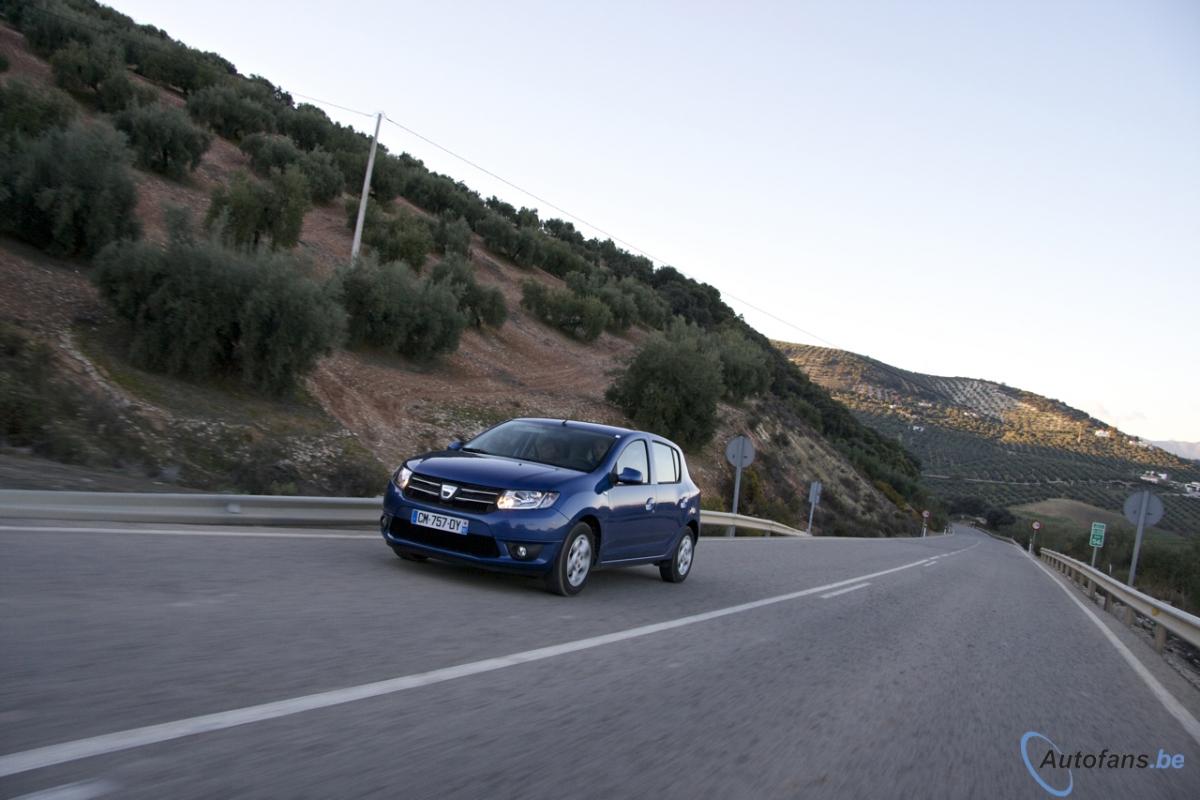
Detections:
[410, 451, 582, 490]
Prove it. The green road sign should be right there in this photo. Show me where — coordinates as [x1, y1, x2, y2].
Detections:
[1090, 522, 1106, 548]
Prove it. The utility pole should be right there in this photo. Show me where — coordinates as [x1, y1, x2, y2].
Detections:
[350, 112, 384, 265]
[1128, 490, 1149, 587]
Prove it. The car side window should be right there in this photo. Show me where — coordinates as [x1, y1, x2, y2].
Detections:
[651, 442, 680, 484]
[615, 440, 649, 483]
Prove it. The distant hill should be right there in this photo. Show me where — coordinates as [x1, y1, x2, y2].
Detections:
[775, 343, 1200, 535]
[1152, 440, 1200, 462]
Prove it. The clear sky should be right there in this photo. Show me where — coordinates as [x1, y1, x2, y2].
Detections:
[110, 0, 1200, 441]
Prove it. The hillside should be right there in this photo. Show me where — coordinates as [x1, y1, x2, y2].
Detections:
[776, 343, 1200, 535]
[0, 4, 925, 536]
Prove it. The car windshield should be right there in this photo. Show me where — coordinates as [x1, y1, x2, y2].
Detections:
[464, 421, 618, 472]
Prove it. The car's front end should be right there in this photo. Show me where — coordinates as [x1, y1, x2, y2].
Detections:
[380, 455, 583, 576]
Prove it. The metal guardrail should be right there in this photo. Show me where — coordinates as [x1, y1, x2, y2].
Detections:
[698, 510, 807, 537]
[1040, 548, 1200, 653]
[0, 490, 808, 536]
[0, 490, 380, 528]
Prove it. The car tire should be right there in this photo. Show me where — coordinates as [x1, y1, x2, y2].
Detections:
[392, 547, 428, 563]
[659, 531, 695, 583]
[545, 523, 594, 596]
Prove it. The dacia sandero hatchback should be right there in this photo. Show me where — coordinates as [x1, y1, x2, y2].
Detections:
[381, 418, 701, 595]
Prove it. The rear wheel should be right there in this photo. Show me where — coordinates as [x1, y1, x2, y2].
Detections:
[659, 531, 695, 583]
[392, 546, 428, 563]
[545, 523, 594, 596]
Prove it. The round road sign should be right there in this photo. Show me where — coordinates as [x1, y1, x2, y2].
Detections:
[1123, 491, 1164, 527]
[922, 510, 930, 519]
[1032, 521, 1042, 530]
[724, 435, 756, 468]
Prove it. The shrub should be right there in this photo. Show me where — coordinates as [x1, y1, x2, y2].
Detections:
[0, 121, 139, 256]
[0, 78, 76, 137]
[19, 1, 96, 57]
[132, 39, 228, 94]
[96, 71, 157, 112]
[51, 38, 121, 94]
[433, 211, 472, 256]
[331, 146, 404, 201]
[605, 321, 725, 449]
[430, 256, 507, 328]
[520, 280, 610, 342]
[564, 271, 667, 332]
[340, 256, 467, 361]
[114, 102, 211, 178]
[297, 149, 343, 203]
[347, 202, 434, 269]
[93, 231, 343, 394]
[278, 103, 332, 150]
[240, 133, 343, 203]
[206, 167, 310, 249]
[985, 508, 1017, 528]
[240, 131, 299, 173]
[186, 84, 273, 139]
[617, 277, 670, 328]
[715, 328, 770, 401]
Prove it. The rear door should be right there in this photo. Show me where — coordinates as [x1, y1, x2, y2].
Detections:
[602, 439, 658, 562]
[650, 441, 686, 556]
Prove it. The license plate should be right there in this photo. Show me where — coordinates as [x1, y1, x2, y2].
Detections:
[411, 509, 469, 535]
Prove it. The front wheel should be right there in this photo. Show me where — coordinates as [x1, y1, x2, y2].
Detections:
[545, 523, 594, 596]
[659, 532, 695, 583]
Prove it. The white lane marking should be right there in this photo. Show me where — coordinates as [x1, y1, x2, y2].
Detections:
[1029, 554, 1200, 748]
[0, 553, 943, 777]
[0, 525, 375, 541]
[819, 582, 870, 599]
[10, 779, 116, 800]
[923, 562, 938, 567]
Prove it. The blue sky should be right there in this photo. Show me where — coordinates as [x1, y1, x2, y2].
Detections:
[111, 0, 1200, 441]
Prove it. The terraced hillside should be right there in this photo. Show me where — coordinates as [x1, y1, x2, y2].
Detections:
[777, 343, 1200, 535]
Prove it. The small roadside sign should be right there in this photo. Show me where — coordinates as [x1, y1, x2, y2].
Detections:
[809, 481, 822, 506]
[1032, 520, 1042, 531]
[922, 510, 930, 519]
[1089, 522, 1106, 548]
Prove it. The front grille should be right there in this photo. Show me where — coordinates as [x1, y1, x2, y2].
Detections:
[388, 517, 500, 558]
[404, 473, 501, 512]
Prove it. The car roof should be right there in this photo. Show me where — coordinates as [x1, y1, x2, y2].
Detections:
[513, 418, 682, 449]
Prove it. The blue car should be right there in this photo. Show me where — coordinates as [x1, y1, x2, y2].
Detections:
[381, 418, 701, 595]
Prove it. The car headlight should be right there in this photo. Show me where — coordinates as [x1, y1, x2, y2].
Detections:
[496, 490, 559, 510]
[393, 465, 413, 490]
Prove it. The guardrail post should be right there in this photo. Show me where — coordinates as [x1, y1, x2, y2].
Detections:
[1155, 622, 1167, 653]
[1087, 578, 1095, 600]
[1103, 592, 1112, 613]
[1123, 606, 1134, 627]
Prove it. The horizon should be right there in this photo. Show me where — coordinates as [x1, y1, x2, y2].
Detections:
[105, 0, 1200, 441]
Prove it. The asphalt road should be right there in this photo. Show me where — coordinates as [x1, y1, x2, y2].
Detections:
[2, 522, 1199, 799]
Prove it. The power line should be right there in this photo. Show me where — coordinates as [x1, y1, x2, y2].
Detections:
[382, 115, 841, 350]
[290, 92, 376, 120]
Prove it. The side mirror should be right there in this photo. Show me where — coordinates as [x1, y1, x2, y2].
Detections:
[616, 467, 643, 485]
[447, 440, 463, 451]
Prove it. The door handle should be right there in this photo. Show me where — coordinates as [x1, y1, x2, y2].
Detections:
[645, 498, 656, 511]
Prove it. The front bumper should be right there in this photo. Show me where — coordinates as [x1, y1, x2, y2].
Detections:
[380, 482, 571, 574]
